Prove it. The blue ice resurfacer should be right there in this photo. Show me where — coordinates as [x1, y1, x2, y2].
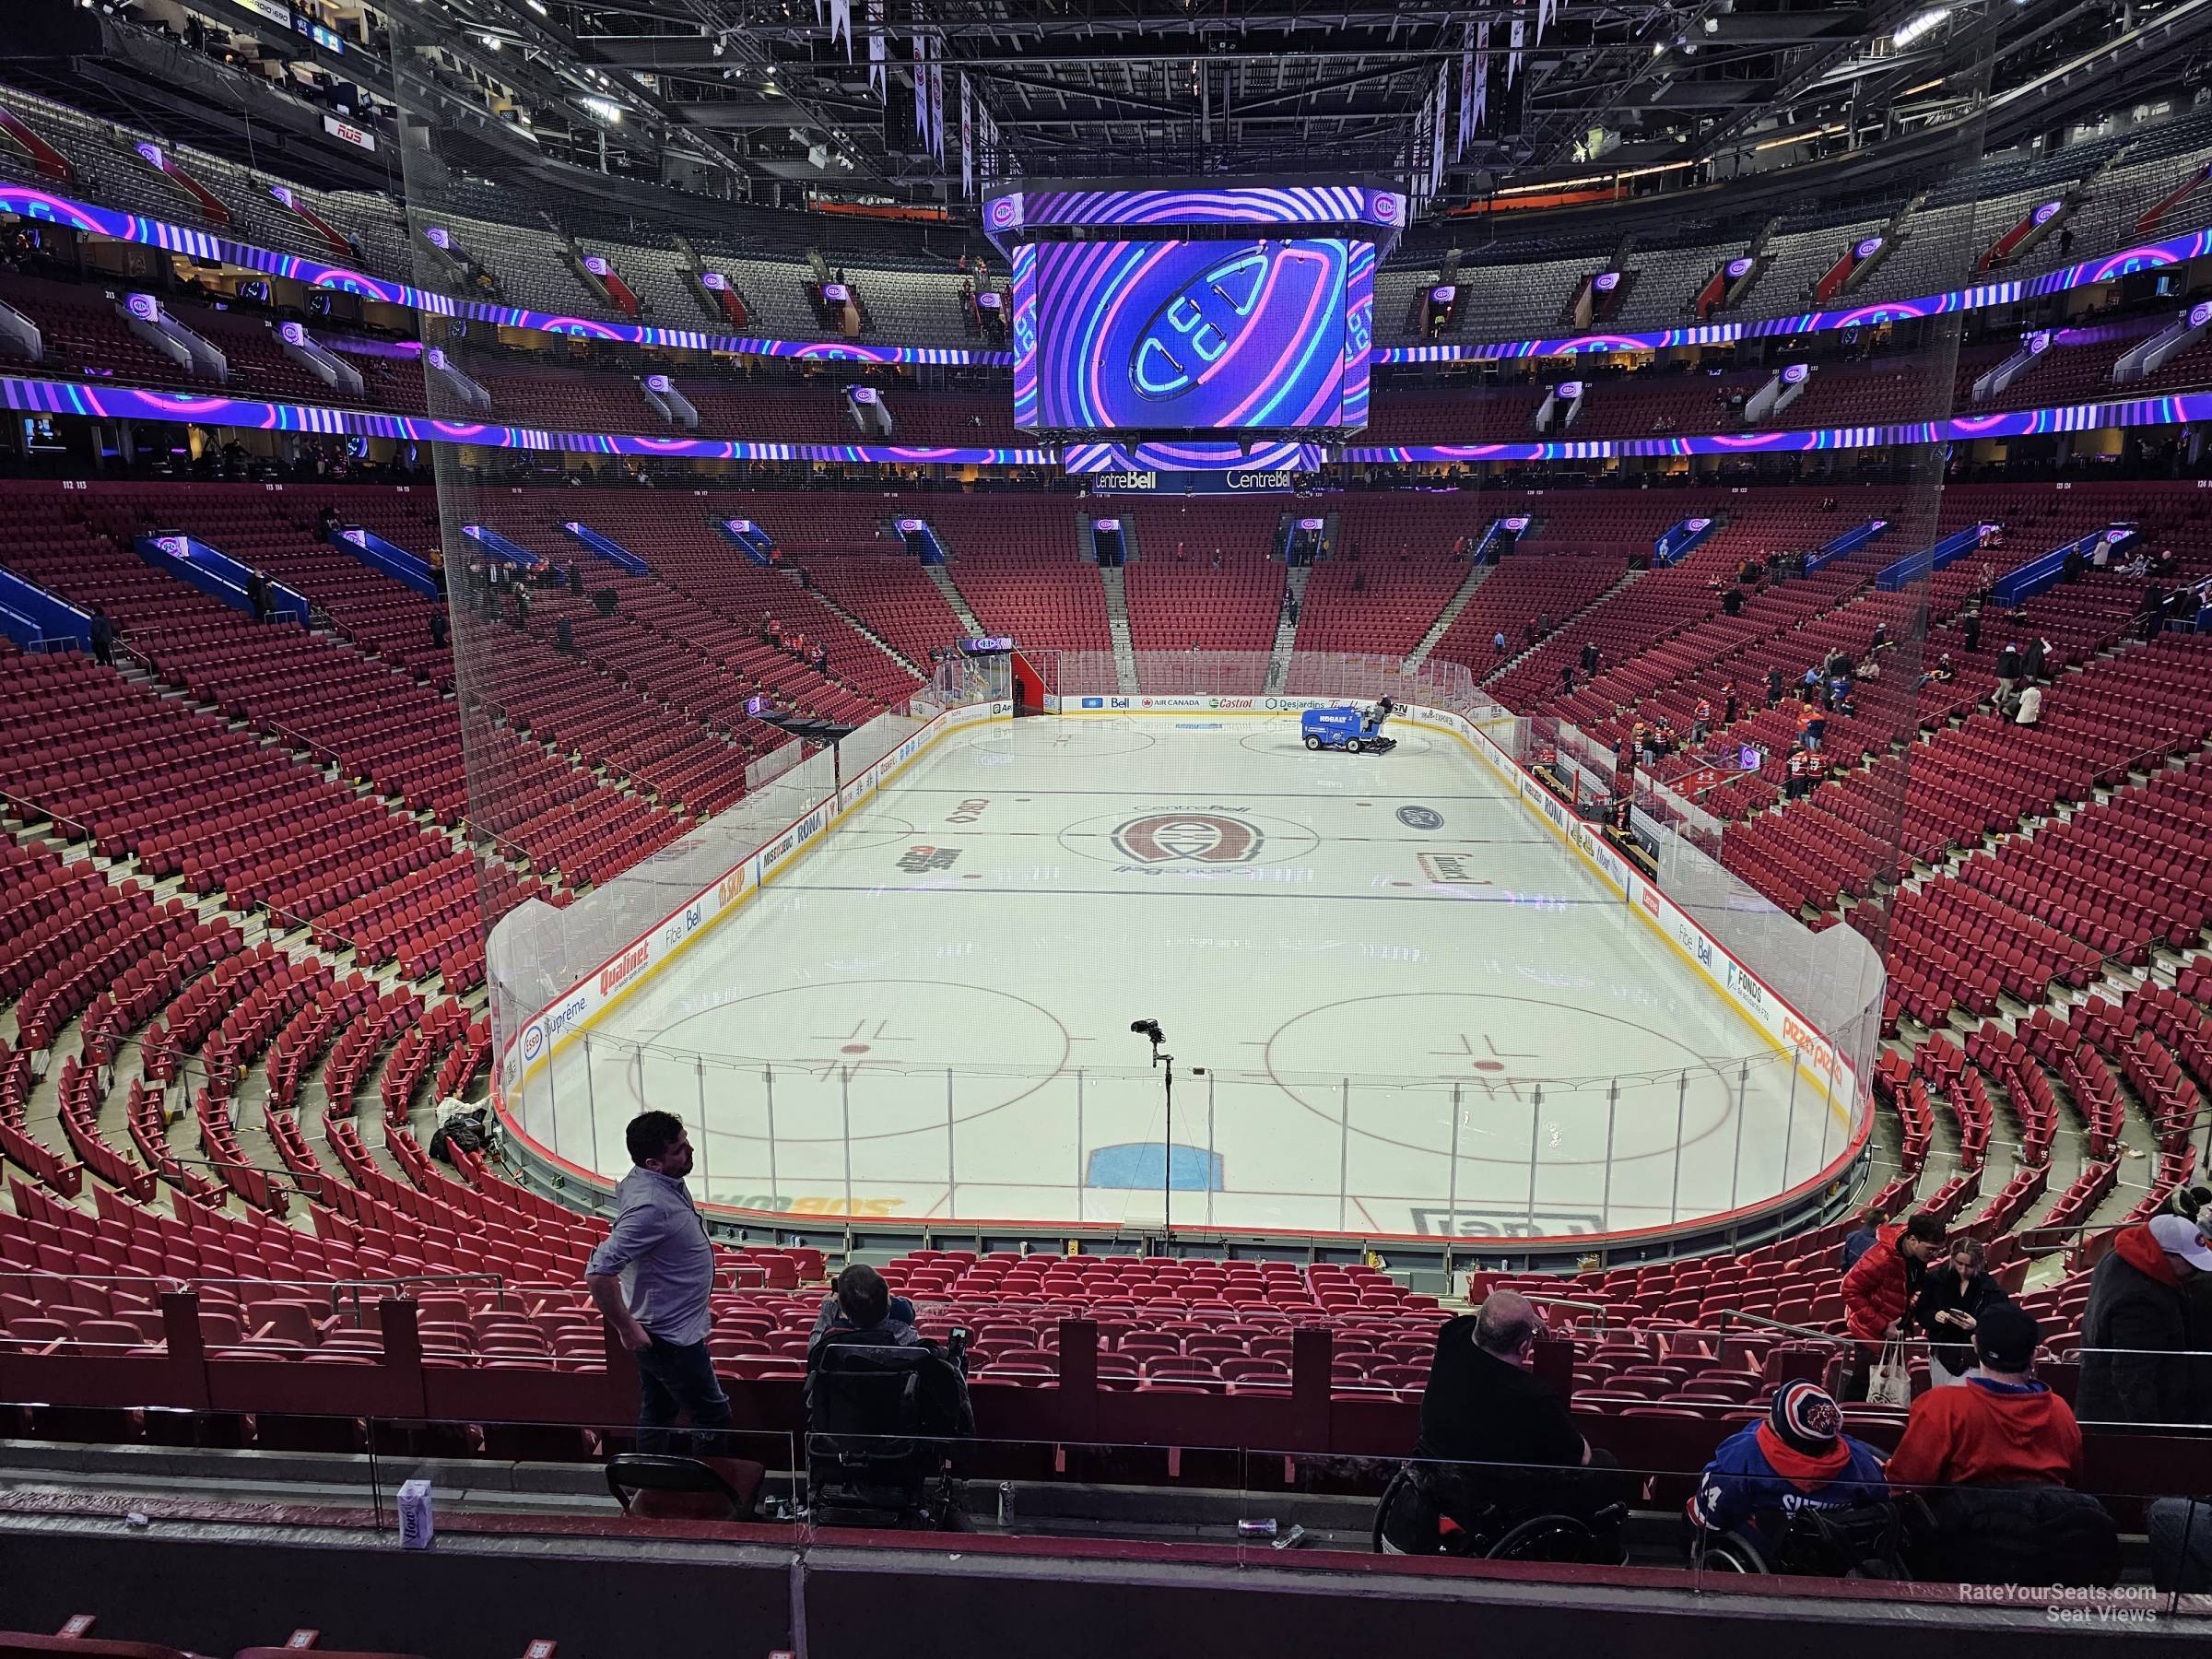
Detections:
[1301, 697, 1397, 755]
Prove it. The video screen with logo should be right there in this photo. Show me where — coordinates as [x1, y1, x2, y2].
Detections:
[1014, 237, 1371, 432]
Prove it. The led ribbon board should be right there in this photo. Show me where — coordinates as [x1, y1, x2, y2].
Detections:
[6, 370, 2211, 467]
[1024, 239, 1360, 431]
[0, 185, 1011, 367]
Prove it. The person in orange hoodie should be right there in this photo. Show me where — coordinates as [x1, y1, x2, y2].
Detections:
[1839, 1212, 1946, 1400]
[1886, 1302, 2080, 1489]
[2076, 1212, 2212, 1427]
[1884, 1303, 2121, 1585]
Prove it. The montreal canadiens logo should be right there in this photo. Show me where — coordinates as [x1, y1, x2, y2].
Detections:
[1113, 813, 1264, 865]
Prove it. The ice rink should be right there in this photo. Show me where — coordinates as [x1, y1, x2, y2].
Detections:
[516, 713, 1844, 1239]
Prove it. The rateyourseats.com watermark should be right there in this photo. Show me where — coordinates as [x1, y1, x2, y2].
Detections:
[1957, 1585, 2164, 1625]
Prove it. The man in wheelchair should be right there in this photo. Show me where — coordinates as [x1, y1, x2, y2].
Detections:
[806, 1265, 974, 1530]
[1378, 1292, 1627, 1560]
[1685, 1381, 1898, 1575]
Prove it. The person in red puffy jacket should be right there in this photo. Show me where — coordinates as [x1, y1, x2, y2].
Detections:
[1839, 1212, 1947, 1400]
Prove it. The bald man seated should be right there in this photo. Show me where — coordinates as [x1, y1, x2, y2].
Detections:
[1383, 1290, 1622, 1551]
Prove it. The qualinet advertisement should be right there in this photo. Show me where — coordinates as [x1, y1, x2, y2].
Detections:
[501, 700, 1006, 1097]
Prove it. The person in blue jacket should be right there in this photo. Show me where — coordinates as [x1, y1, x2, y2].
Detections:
[1686, 1380, 1888, 1563]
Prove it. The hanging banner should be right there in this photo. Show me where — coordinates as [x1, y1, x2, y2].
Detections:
[930, 45, 946, 161]
[866, 0, 886, 97]
[960, 74, 975, 196]
[1507, 19, 1525, 88]
[1474, 21, 1490, 133]
[830, 0, 850, 56]
[1431, 60, 1449, 194]
[914, 34, 931, 148]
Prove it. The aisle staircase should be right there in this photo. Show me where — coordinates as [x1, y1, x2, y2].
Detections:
[1402, 560, 1494, 671]
[925, 564, 983, 638]
[1264, 564, 1312, 693]
[1097, 563, 1140, 694]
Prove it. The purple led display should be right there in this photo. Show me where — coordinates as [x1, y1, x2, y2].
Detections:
[849, 386, 878, 403]
[894, 517, 929, 533]
[125, 293, 160, 322]
[1296, 516, 1327, 530]
[1781, 363, 1810, 384]
[583, 255, 610, 276]
[134, 143, 165, 169]
[644, 373, 673, 392]
[0, 188, 1011, 368]
[977, 289, 1003, 309]
[1556, 382, 1583, 399]
[1026, 239, 1356, 430]
[989, 184, 1404, 239]
[823, 283, 852, 302]
[1854, 236, 1884, 261]
[1593, 272, 1620, 292]
[2192, 300, 2212, 329]
[1062, 440, 1326, 473]
[1093, 518, 1123, 531]
[9, 367, 2212, 472]
[424, 227, 452, 250]
[1726, 257, 1755, 279]
[2032, 201, 2064, 228]
[724, 519, 755, 533]
[279, 321, 306, 345]
[1430, 285, 1458, 303]
[700, 271, 727, 290]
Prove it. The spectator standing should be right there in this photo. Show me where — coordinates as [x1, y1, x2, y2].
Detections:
[1840, 1206, 1884, 1270]
[429, 606, 448, 651]
[245, 571, 271, 622]
[1494, 629, 1508, 658]
[1914, 1236, 2009, 1385]
[1765, 665, 1784, 709]
[584, 1112, 731, 1455]
[1692, 699, 1712, 744]
[1722, 682, 1738, 725]
[1686, 1382, 1888, 1561]
[1581, 641, 1600, 676]
[2014, 684, 2041, 726]
[1962, 610, 1982, 653]
[1840, 1212, 1946, 1400]
[2077, 1213, 2212, 1428]
[1994, 641, 2022, 694]
[88, 606, 116, 667]
[2023, 636, 2050, 682]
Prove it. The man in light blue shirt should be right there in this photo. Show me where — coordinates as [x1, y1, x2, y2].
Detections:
[586, 1111, 730, 1455]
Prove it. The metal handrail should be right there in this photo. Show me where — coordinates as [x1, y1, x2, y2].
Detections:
[1712, 1309, 1853, 1346]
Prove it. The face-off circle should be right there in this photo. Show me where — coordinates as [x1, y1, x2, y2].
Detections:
[642, 979, 1071, 1140]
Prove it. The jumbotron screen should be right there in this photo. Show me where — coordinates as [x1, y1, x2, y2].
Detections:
[1013, 238, 1372, 432]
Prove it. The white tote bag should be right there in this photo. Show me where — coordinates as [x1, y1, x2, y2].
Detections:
[1866, 1339, 1913, 1406]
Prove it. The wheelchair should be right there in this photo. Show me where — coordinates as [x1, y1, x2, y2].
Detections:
[1372, 1463, 1629, 1564]
[1690, 1500, 1916, 1580]
[805, 1327, 973, 1530]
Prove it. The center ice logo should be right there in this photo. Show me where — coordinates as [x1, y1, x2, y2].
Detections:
[1112, 812, 1263, 864]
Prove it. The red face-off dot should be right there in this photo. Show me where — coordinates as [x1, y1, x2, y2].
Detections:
[841, 1043, 871, 1054]
[1474, 1061, 1505, 1072]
